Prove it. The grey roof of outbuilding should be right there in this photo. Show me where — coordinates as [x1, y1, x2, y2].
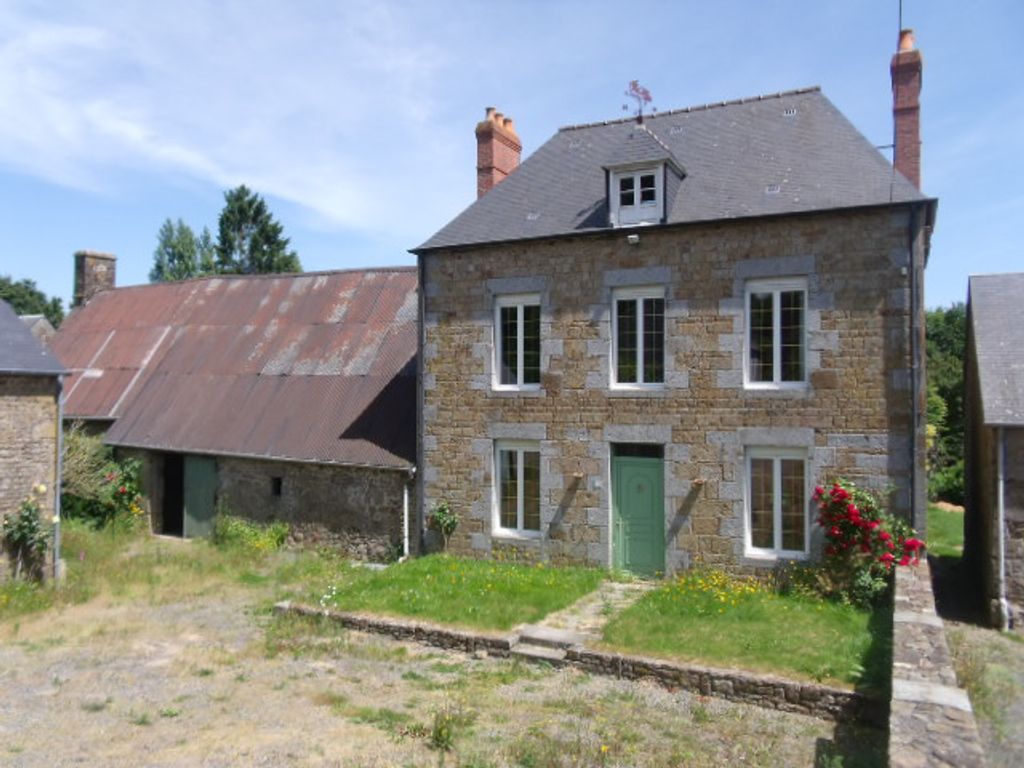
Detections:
[417, 87, 928, 251]
[0, 300, 65, 376]
[969, 273, 1024, 427]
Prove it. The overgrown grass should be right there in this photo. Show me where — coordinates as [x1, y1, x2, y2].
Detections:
[602, 569, 890, 691]
[0, 520, 321, 623]
[318, 554, 604, 631]
[927, 504, 964, 558]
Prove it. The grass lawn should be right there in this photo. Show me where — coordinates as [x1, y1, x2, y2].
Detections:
[927, 504, 965, 558]
[316, 554, 604, 631]
[602, 570, 891, 693]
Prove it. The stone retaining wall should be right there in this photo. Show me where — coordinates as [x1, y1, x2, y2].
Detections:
[889, 560, 986, 766]
[275, 600, 880, 725]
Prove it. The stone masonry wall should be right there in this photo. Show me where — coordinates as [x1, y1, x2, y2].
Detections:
[217, 457, 412, 561]
[1005, 429, 1024, 627]
[0, 375, 59, 579]
[421, 207, 924, 572]
[889, 560, 986, 766]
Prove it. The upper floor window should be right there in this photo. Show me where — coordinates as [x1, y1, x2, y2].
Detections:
[494, 294, 541, 389]
[745, 278, 806, 387]
[613, 287, 664, 386]
[746, 447, 808, 558]
[495, 441, 541, 535]
[610, 168, 663, 227]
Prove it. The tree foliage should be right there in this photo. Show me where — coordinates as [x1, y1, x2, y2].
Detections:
[149, 218, 216, 282]
[214, 185, 301, 275]
[926, 303, 966, 503]
[149, 185, 300, 283]
[0, 275, 64, 327]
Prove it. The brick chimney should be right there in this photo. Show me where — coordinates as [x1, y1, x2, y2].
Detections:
[73, 250, 116, 307]
[891, 28, 923, 189]
[475, 106, 522, 198]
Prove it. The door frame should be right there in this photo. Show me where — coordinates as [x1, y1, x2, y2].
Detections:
[609, 443, 666, 576]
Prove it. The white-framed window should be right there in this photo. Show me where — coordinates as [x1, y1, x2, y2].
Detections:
[612, 287, 665, 387]
[494, 294, 541, 389]
[494, 441, 541, 535]
[610, 167, 663, 227]
[745, 278, 807, 388]
[745, 447, 808, 558]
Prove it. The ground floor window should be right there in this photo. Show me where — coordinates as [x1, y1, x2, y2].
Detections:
[746, 448, 807, 557]
[494, 441, 541, 535]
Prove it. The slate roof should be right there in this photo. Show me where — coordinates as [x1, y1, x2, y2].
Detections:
[0, 300, 65, 376]
[49, 269, 417, 469]
[417, 87, 929, 251]
[969, 273, 1024, 427]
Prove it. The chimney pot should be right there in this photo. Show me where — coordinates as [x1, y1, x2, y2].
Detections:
[503, 117, 514, 132]
[898, 28, 915, 52]
[485, 106, 496, 120]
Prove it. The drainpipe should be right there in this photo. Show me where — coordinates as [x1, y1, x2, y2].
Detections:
[53, 375, 65, 581]
[402, 467, 415, 560]
[997, 426, 1010, 629]
[908, 204, 921, 529]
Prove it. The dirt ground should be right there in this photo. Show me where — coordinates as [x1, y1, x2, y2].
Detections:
[0, 580, 884, 767]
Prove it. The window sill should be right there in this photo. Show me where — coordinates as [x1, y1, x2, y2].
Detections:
[489, 386, 545, 398]
[741, 550, 809, 566]
[492, 529, 543, 542]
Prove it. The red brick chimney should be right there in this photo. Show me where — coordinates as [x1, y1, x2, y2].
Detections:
[891, 29, 923, 189]
[475, 106, 522, 198]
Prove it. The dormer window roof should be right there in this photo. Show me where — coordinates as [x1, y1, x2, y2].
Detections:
[604, 124, 685, 228]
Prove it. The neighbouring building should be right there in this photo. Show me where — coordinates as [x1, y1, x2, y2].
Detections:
[0, 299, 65, 578]
[964, 272, 1024, 630]
[49, 259, 418, 560]
[413, 32, 936, 575]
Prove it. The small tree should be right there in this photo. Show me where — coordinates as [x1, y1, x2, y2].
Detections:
[214, 185, 301, 275]
[149, 218, 216, 283]
[428, 501, 459, 551]
[0, 275, 64, 327]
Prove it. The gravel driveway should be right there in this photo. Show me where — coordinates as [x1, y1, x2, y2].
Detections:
[1, 579, 883, 767]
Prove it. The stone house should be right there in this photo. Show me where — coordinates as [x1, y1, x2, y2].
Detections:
[49, 255, 418, 560]
[413, 33, 936, 575]
[964, 273, 1024, 630]
[0, 299, 65, 577]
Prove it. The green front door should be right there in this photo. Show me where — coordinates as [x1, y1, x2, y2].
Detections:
[612, 454, 665, 576]
[183, 455, 218, 539]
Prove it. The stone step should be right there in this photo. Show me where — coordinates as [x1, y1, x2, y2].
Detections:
[517, 624, 589, 649]
[511, 642, 567, 665]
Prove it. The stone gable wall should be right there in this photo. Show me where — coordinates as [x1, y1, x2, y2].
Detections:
[0, 374, 59, 579]
[420, 207, 924, 571]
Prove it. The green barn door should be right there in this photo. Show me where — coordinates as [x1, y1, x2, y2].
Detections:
[612, 453, 665, 576]
[183, 455, 218, 539]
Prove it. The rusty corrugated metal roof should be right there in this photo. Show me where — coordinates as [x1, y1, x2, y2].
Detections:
[50, 269, 417, 469]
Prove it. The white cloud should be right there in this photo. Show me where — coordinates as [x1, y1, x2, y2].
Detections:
[0, 0, 460, 240]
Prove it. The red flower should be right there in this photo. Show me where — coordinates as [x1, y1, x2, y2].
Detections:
[814, 485, 825, 499]
[903, 537, 924, 552]
[879, 531, 892, 541]
[119, 486, 127, 495]
[899, 555, 911, 566]
[879, 552, 895, 564]
[829, 526, 841, 538]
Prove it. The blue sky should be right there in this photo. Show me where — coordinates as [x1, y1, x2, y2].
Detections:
[0, 0, 1020, 310]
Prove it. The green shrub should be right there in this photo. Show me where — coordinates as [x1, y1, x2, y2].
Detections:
[929, 459, 964, 506]
[2, 484, 50, 581]
[212, 513, 288, 553]
[427, 501, 458, 551]
[62, 425, 145, 530]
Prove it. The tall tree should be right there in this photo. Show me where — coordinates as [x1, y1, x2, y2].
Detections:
[149, 218, 216, 282]
[926, 302, 967, 502]
[0, 275, 64, 327]
[214, 185, 301, 275]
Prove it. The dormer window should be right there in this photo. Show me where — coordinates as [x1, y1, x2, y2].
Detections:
[610, 167, 663, 227]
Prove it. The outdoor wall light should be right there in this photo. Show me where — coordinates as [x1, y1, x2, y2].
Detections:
[626, 233, 640, 245]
